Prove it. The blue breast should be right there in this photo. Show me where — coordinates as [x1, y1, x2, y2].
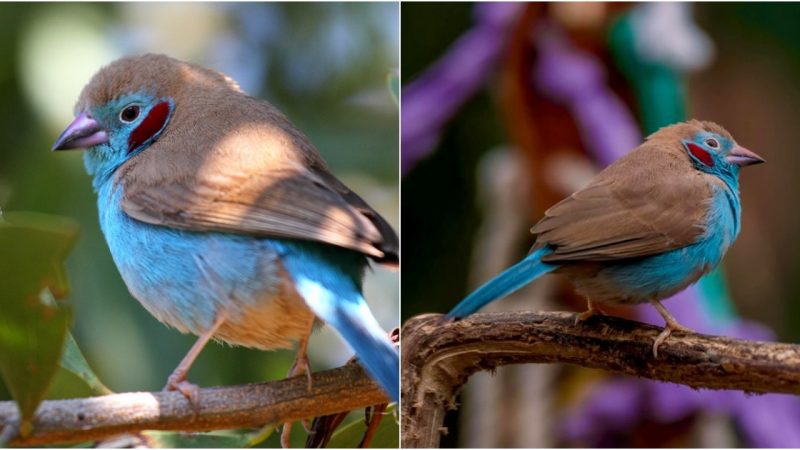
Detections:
[96, 181, 284, 335]
[578, 183, 739, 303]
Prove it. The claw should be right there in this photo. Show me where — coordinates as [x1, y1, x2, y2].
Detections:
[162, 311, 227, 413]
[649, 299, 693, 358]
[289, 352, 313, 392]
[281, 317, 316, 447]
[164, 373, 200, 411]
[164, 376, 200, 410]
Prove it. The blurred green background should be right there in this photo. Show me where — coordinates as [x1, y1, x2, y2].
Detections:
[0, 2, 398, 446]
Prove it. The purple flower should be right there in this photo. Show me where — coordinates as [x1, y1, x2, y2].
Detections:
[401, 3, 523, 175]
[532, 21, 641, 166]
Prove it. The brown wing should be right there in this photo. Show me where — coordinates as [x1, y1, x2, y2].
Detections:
[531, 148, 711, 263]
[116, 94, 398, 266]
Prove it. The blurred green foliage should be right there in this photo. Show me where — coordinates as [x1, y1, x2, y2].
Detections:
[0, 212, 78, 436]
[0, 3, 398, 447]
[60, 332, 112, 396]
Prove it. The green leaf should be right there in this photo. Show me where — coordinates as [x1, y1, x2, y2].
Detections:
[386, 71, 399, 105]
[60, 332, 113, 395]
[327, 404, 398, 448]
[0, 211, 79, 436]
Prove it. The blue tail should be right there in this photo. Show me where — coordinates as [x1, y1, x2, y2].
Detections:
[447, 247, 557, 319]
[322, 298, 399, 402]
[272, 240, 399, 402]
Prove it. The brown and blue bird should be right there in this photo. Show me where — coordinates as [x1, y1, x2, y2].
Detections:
[448, 120, 764, 356]
[52, 54, 399, 423]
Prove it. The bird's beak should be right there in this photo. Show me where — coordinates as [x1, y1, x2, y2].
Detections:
[51, 113, 109, 151]
[726, 145, 765, 167]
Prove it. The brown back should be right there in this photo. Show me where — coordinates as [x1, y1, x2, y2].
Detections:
[80, 54, 398, 265]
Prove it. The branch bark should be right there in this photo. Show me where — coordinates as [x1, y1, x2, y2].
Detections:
[0, 363, 388, 446]
[400, 311, 800, 448]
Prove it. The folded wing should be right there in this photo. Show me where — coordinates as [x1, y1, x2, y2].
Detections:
[116, 96, 398, 265]
[532, 148, 711, 263]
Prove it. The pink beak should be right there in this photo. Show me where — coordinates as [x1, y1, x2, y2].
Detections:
[52, 113, 109, 151]
[726, 145, 765, 167]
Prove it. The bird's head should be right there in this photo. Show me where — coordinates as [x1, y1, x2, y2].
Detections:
[51, 54, 242, 188]
[649, 120, 764, 181]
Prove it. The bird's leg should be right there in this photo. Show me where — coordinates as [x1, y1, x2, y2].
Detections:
[575, 298, 605, 325]
[288, 316, 316, 391]
[649, 299, 693, 358]
[281, 316, 316, 448]
[164, 312, 226, 407]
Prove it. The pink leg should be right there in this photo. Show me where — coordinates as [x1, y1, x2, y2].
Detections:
[164, 313, 227, 407]
[649, 299, 693, 358]
[288, 326, 314, 391]
[575, 298, 606, 325]
[281, 317, 316, 448]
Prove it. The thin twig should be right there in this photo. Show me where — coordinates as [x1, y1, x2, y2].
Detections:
[359, 403, 387, 448]
[305, 410, 348, 448]
[0, 364, 387, 447]
[401, 312, 800, 448]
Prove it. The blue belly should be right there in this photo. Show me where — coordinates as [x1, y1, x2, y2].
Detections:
[571, 185, 739, 304]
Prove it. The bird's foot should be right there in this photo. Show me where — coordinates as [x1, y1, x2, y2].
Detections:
[288, 352, 313, 392]
[575, 299, 606, 325]
[284, 356, 313, 436]
[161, 312, 226, 412]
[649, 299, 693, 358]
[652, 321, 692, 358]
[281, 331, 315, 446]
[164, 372, 200, 411]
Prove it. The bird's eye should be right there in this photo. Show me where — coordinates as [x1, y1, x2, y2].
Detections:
[119, 105, 141, 123]
[705, 138, 719, 149]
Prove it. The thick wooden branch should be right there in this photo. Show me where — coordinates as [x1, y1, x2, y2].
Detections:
[401, 312, 800, 448]
[0, 364, 387, 446]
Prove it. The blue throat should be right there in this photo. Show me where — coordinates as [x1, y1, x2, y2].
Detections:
[85, 146, 124, 192]
[706, 165, 741, 238]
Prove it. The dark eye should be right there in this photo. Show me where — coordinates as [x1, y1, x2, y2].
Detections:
[119, 105, 140, 123]
[705, 138, 719, 149]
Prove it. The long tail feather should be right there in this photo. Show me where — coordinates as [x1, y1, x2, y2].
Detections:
[447, 247, 557, 319]
[294, 275, 399, 401]
[326, 300, 399, 401]
[275, 240, 398, 402]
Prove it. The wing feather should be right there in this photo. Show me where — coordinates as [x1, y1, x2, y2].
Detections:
[532, 148, 711, 262]
[116, 94, 398, 265]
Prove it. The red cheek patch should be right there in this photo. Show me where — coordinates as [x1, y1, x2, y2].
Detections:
[128, 101, 171, 153]
[686, 142, 715, 168]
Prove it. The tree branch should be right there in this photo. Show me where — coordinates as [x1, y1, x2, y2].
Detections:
[400, 312, 800, 448]
[0, 364, 388, 446]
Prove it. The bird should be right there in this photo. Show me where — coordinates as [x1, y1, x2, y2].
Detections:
[447, 120, 764, 357]
[51, 54, 399, 415]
